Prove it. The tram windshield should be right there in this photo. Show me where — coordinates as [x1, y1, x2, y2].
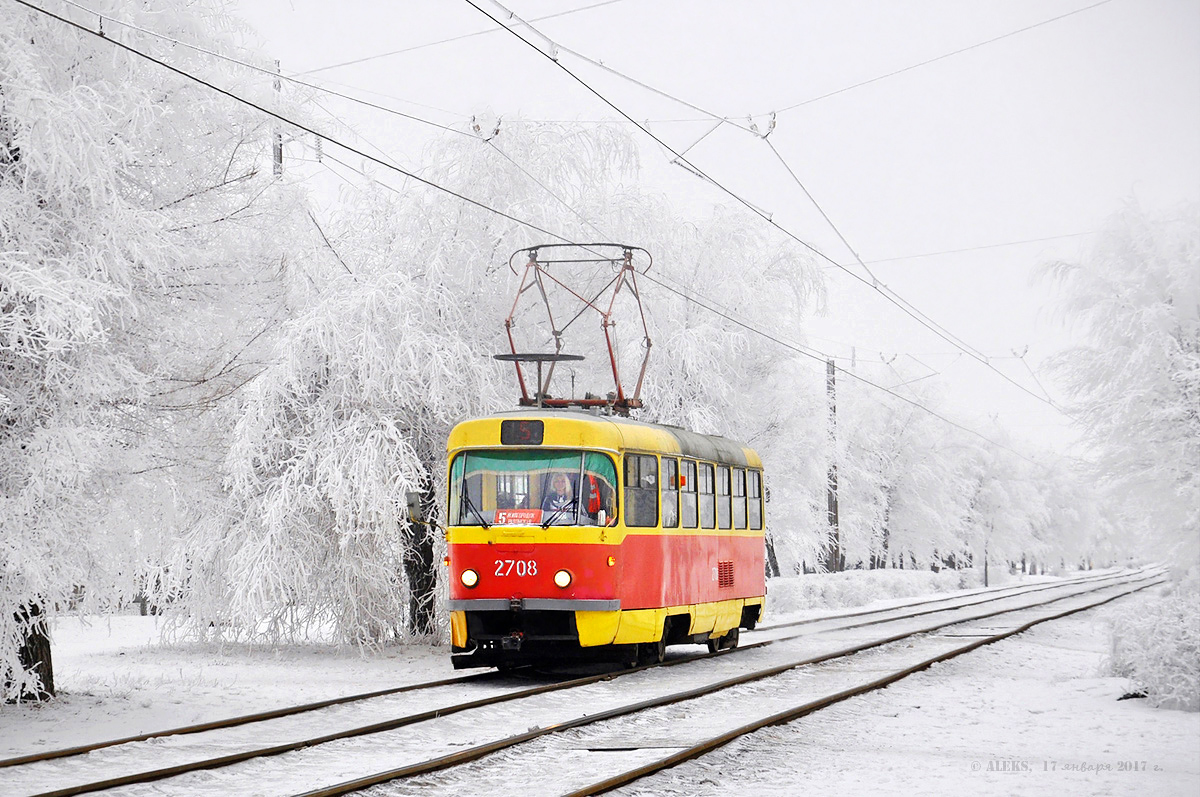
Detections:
[449, 450, 618, 527]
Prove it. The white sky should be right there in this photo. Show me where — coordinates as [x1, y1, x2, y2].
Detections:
[233, 0, 1200, 455]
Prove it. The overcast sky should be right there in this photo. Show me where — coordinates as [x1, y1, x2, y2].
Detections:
[234, 0, 1200, 455]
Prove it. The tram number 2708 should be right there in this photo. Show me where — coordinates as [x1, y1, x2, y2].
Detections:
[494, 559, 538, 577]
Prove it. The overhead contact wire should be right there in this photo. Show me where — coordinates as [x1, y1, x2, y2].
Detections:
[17, 0, 1046, 468]
[12, 0, 577, 244]
[638, 271, 1042, 467]
[463, 0, 1065, 413]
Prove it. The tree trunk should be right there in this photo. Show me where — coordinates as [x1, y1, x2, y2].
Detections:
[8, 604, 54, 702]
[764, 534, 781, 578]
[402, 473, 439, 636]
[403, 522, 437, 635]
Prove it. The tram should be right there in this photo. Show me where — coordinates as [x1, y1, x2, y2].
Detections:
[445, 409, 766, 669]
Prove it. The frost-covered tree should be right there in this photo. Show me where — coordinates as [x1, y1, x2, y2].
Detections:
[1, 0, 311, 699]
[1044, 203, 1200, 572]
[173, 194, 507, 642]
[832, 362, 974, 571]
[959, 437, 1044, 581]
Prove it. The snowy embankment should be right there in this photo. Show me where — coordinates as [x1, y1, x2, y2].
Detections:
[1108, 580, 1200, 711]
[765, 565, 1057, 619]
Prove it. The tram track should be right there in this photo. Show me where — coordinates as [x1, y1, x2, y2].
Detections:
[1, 567, 1130, 775]
[296, 570, 1162, 797]
[0, 671, 503, 769]
[755, 566, 1137, 633]
[565, 574, 1163, 796]
[3, 568, 1158, 797]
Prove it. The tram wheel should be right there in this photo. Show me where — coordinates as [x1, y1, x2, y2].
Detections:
[707, 627, 740, 654]
[638, 636, 666, 665]
[723, 627, 740, 650]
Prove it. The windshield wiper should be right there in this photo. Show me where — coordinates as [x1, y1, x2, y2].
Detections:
[541, 499, 577, 528]
[462, 492, 490, 528]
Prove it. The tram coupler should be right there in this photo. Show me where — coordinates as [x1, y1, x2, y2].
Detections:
[501, 632, 524, 651]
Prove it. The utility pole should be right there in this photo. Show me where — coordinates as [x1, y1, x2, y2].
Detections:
[825, 358, 841, 572]
[983, 529, 990, 587]
[272, 60, 283, 177]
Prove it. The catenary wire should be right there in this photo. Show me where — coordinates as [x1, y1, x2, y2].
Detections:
[556, 0, 1055, 394]
[314, 136, 1047, 468]
[773, 0, 1116, 114]
[525, 0, 1081, 403]
[829, 230, 1097, 268]
[54, 0, 476, 139]
[10, 0, 580, 244]
[637, 271, 1044, 467]
[294, 0, 630, 76]
[16, 0, 1049, 469]
[471, 0, 1070, 411]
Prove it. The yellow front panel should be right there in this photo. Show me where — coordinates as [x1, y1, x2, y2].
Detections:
[450, 611, 467, 648]
[575, 610, 621, 646]
[447, 525, 625, 546]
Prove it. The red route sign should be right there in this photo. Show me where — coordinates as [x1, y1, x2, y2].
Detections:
[494, 508, 543, 525]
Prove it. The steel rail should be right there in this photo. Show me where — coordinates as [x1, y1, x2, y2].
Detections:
[7, 567, 1130, 771]
[755, 566, 1138, 632]
[294, 572, 1161, 797]
[0, 670, 502, 769]
[755, 567, 1158, 640]
[17, 570, 1153, 797]
[566, 577, 1163, 796]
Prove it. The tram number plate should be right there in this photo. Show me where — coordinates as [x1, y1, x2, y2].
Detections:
[495, 559, 538, 577]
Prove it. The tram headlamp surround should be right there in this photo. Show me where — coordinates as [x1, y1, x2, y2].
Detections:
[553, 569, 572, 588]
[460, 569, 479, 588]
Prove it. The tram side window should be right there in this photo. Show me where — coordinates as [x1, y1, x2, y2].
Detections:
[698, 463, 715, 529]
[661, 458, 679, 528]
[717, 466, 732, 529]
[680, 460, 698, 528]
[732, 468, 747, 529]
[624, 454, 659, 528]
[748, 470, 763, 530]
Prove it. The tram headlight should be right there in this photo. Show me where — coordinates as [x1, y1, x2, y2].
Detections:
[460, 569, 479, 588]
[553, 569, 572, 589]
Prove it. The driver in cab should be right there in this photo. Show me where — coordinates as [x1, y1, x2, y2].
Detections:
[541, 472, 575, 524]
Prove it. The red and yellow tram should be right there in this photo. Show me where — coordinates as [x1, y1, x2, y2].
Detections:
[445, 409, 766, 669]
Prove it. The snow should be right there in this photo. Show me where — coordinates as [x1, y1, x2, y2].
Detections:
[1, 573, 1194, 797]
[763, 565, 1064, 617]
[0, 613, 456, 759]
[627, 590, 1200, 797]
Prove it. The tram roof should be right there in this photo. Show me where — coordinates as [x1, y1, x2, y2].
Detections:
[448, 409, 762, 469]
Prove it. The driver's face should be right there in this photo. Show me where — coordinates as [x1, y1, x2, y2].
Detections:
[553, 476, 569, 494]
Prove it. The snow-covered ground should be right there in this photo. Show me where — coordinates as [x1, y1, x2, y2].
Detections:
[0, 615, 454, 758]
[0, 567, 1064, 758]
[2, 570, 1194, 797]
[632, 587, 1200, 797]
